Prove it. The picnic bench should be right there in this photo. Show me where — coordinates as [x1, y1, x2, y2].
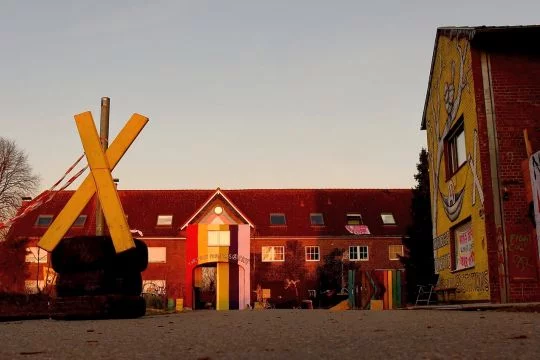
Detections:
[434, 285, 457, 304]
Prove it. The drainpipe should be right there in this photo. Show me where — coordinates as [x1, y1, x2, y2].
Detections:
[481, 52, 509, 303]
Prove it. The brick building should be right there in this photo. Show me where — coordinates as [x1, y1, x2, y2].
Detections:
[422, 25, 540, 303]
[7, 188, 411, 309]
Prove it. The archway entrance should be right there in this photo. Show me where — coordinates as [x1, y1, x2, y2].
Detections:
[193, 263, 217, 310]
[192, 262, 246, 310]
[185, 224, 251, 310]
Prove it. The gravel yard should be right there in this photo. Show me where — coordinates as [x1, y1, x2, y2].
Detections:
[1, 309, 539, 359]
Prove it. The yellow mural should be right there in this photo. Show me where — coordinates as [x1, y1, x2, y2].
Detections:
[425, 35, 489, 301]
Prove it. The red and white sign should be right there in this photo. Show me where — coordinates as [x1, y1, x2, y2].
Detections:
[345, 225, 370, 235]
[455, 222, 475, 271]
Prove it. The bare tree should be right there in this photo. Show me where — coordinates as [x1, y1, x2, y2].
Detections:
[0, 137, 39, 239]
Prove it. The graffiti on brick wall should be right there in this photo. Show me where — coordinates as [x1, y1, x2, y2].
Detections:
[438, 270, 489, 294]
[496, 226, 508, 298]
[434, 253, 451, 273]
[507, 231, 538, 280]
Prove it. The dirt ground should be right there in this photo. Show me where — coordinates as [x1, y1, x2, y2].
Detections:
[1, 309, 539, 359]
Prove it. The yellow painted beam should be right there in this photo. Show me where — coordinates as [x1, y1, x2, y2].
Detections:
[38, 113, 148, 252]
[74, 112, 134, 253]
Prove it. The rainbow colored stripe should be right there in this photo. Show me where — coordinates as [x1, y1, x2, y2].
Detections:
[185, 224, 251, 310]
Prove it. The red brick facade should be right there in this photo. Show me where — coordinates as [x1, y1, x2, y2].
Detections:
[439, 27, 540, 303]
[7, 189, 411, 308]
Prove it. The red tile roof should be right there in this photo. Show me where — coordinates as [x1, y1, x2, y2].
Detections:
[8, 189, 412, 240]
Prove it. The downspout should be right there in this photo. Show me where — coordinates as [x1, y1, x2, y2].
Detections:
[480, 51, 510, 303]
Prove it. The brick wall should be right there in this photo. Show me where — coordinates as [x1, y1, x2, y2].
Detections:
[250, 237, 404, 301]
[21, 236, 405, 302]
[472, 46, 540, 302]
[142, 238, 186, 299]
[471, 47, 503, 303]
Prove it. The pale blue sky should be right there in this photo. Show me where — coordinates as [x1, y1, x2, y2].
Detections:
[2, 0, 539, 192]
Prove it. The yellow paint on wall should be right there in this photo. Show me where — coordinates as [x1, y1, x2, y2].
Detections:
[425, 35, 490, 301]
[216, 262, 229, 310]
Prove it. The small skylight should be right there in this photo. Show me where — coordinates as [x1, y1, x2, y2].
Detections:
[346, 213, 363, 225]
[381, 213, 396, 225]
[157, 215, 173, 226]
[270, 213, 286, 225]
[35, 215, 53, 227]
[72, 215, 87, 227]
[310, 213, 324, 226]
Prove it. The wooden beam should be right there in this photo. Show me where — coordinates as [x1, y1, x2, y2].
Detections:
[38, 113, 148, 252]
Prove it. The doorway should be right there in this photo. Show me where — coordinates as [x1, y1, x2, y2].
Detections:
[193, 263, 217, 310]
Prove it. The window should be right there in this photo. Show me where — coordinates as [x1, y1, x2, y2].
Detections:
[305, 246, 320, 261]
[72, 215, 87, 227]
[156, 215, 173, 226]
[310, 213, 324, 226]
[35, 215, 53, 227]
[349, 245, 368, 261]
[346, 213, 363, 225]
[452, 220, 475, 271]
[262, 246, 285, 262]
[148, 247, 167, 263]
[270, 213, 286, 225]
[208, 230, 230, 246]
[25, 280, 45, 294]
[381, 213, 396, 225]
[445, 118, 466, 175]
[142, 280, 166, 295]
[25, 247, 48, 263]
[388, 245, 404, 260]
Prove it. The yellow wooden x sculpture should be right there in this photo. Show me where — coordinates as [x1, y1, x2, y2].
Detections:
[38, 111, 149, 254]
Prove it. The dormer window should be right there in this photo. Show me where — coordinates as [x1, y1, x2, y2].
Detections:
[156, 215, 173, 226]
[346, 213, 363, 225]
[381, 213, 396, 225]
[310, 213, 324, 226]
[35, 215, 53, 227]
[270, 213, 286, 225]
[72, 215, 87, 227]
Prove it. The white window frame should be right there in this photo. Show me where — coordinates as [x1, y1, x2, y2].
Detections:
[305, 246, 320, 261]
[388, 245, 404, 260]
[208, 230, 231, 247]
[446, 119, 467, 175]
[35, 215, 53, 227]
[148, 247, 167, 263]
[25, 247, 48, 263]
[381, 213, 396, 225]
[349, 245, 369, 261]
[262, 246, 285, 262]
[156, 215, 173, 226]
